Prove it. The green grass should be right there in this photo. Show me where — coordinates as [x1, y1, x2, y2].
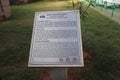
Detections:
[81, 4, 120, 80]
[0, 1, 120, 80]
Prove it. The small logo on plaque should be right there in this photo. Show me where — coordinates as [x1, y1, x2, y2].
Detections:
[40, 15, 45, 18]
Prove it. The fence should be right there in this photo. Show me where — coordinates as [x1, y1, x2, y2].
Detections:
[83, 0, 120, 24]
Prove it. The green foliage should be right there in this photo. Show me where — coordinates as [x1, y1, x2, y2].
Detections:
[0, 68, 44, 80]
[78, 1, 95, 22]
[82, 29, 94, 48]
[81, 5, 120, 80]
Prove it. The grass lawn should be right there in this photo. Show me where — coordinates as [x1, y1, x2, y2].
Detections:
[0, 1, 120, 80]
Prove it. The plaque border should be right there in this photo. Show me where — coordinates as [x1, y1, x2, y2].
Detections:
[28, 10, 84, 67]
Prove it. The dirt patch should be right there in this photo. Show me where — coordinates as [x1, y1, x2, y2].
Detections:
[43, 70, 52, 80]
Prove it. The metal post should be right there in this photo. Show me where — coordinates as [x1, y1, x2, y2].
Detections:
[94, 0, 96, 6]
[49, 68, 67, 80]
[100, 5, 102, 11]
[100, 0, 103, 11]
[111, 3, 115, 17]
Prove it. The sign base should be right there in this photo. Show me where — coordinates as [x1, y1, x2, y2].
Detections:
[49, 68, 67, 80]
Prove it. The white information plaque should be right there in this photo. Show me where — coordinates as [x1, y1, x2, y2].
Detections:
[28, 10, 84, 67]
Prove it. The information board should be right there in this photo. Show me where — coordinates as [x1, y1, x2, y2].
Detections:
[28, 10, 84, 67]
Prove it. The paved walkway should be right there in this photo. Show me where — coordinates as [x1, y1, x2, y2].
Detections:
[92, 6, 120, 24]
